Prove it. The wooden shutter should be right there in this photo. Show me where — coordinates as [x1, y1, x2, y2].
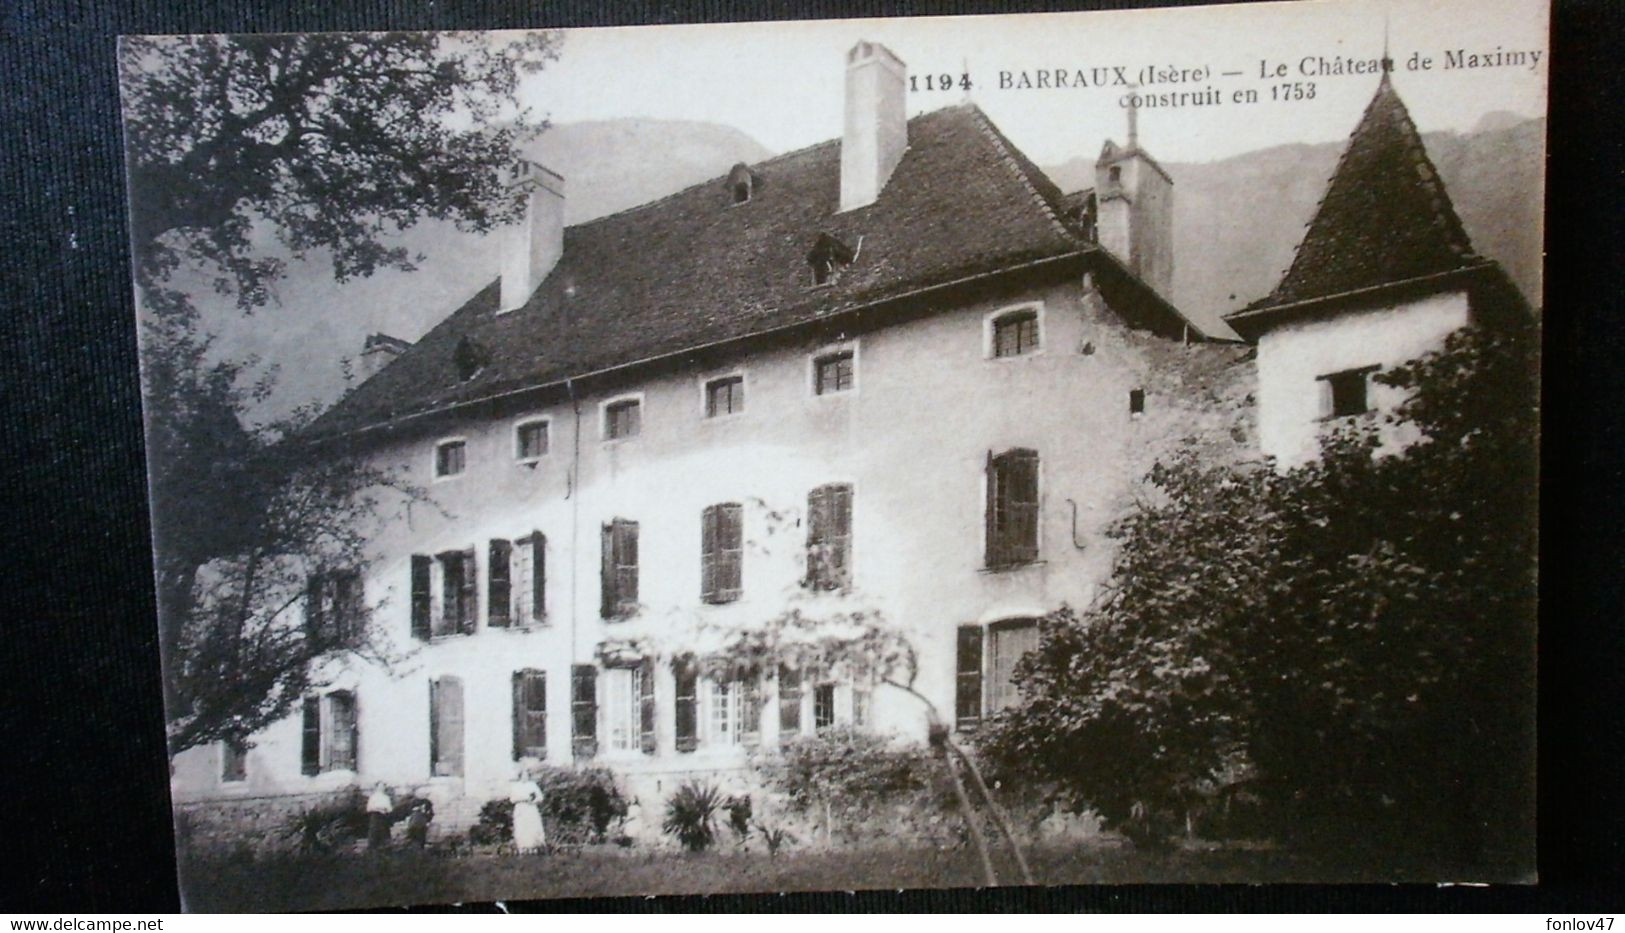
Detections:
[410, 556, 432, 640]
[639, 657, 657, 755]
[718, 504, 743, 601]
[428, 679, 440, 772]
[571, 665, 598, 758]
[513, 669, 546, 760]
[488, 539, 512, 627]
[700, 505, 718, 603]
[300, 696, 320, 776]
[458, 548, 478, 634]
[987, 450, 1039, 568]
[829, 485, 852, 587]
[599, 524, 615, 618]
[529, 532, 546, 623]
[806, 485, 851, 589]
[955, 624, 984, 730]
[805, 486, 829, 589]
[740, 677, 762, 747]
[432, 677, 464, 776]
[338, 571, 364, 643]
[304, 574, 325, 644]
[673, 656, 698, 753]
[511, 671, 526, 761]
[778, 665, 802, 738]
[615, 521, 639, 612]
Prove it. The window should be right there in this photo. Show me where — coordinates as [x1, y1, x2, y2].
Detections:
[453, 336, 486, 382]
[1129, 388, 1146, 416]
[512, 669, 547, 760]
[805, 483, 853, 590]
[813, 351, 855, 395]
[603, 667, 643, 753]
[955, 620, 1040, 730]
[739, 678, 762, 746]
[813, 683, 836, 732]
[674, 656, 699, 753]
[429, 677, 464, 777]
[734, 180, 752, 204]
[707, 681, 739, 746]
[221, 738, 247, 783]
[304, 569, 363, 647]
[571, 665, 598, 758]
[515, 420, 549, 461]
[807, 233, 856, 286]
[436, 549, 477, 637]
[701, 503, 744, 604]
[435, 439, 466, 478]
[604, 398, 641, 440]
[992, 309, 1040, 358]
[705, 375, 745, 418]
[301, 691, 358, 776]
[489, 534, 545, 627]
[777, 665, 803, 739]
[852, 685, 872, 729]
[1321, 366, 1377, 418]
[985, 449, 1040, 569]
[727, 163, 757, 205]
[1108, 164, 1122, 184]
[600, 520, 639, 618]
[639, 657, 657, 755]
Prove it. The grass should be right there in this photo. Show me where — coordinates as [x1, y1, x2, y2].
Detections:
[178, 837, 1455, 912]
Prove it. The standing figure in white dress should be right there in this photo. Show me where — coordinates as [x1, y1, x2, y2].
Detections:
[510, 769, 546, 853]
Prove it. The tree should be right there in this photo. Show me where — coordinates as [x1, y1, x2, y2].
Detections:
[122, 31, 560, 753]
[984, 319, 1537, 869]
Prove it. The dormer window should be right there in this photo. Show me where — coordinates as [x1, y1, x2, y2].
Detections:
[726, 163, 759, 206]
[453, 336, 486, 382]
[1108, 164, 1122, 184]
[807, 233, 857, 287]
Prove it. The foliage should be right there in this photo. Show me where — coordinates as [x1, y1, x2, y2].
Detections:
[983, 321, 1538, 861]
[471, 799, 515, 846]
[699, 608, 920, 697]
[662, 781, 724, 852]
[723, 795, 753, 843]
[764, 728, 932, 815]
[533, 766, 628, 845]
[120, 31, 560, 311]
[755, 822, 795, 858]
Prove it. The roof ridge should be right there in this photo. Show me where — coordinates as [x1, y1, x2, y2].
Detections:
[961, 104, 1079, 244]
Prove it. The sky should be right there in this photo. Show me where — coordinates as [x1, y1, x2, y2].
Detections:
[521, 0, 1548, 167]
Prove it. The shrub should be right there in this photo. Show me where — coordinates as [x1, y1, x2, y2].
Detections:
[662, 781, 723, 852]
[282, 789, 368, 853]
[723, 794, 752, 843]
[470, 799, 515, 845]
[535, 765, 628, 844]
[758, 727, 944, 844]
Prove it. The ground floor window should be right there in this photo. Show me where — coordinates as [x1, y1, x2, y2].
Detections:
[956, 618, 1040, 730]
[603, 667, 642, 752]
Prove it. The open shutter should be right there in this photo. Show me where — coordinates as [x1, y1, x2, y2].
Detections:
[616, 521, 639, 612]
[700, 505, 718, 603]
[511, 671, 526, 761]
[428, 679, 440, 773]
[599, 524, 615, 618]
[718, 504, 743, 601]
[956, 625, 985, 730]
[488, 539, 512, 627]
[639, 657, 657, 755]
[778, 665, 802, 739]
[674, 656, 699, 753]
[410, 556, 432, 640]
[984, 451, 1000, 567]
[458, 548, 478, 635]
[830, 485, 852, 587]
[805, 485, 829, 589]
[529, 532, 546, 623]
[571, 665, 598, 758]
[304, 574, 325, 644]
[300, 696, 320, 775]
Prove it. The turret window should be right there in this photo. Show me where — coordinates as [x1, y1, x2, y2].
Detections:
[1320, 366, 1379, 418]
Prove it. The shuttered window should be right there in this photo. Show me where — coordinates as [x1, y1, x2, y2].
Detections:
[985, 449, 1040, 569]
[600, 520, 639, 618]
[514, 533, 546, 624]
[701, 503, 744, 604]
[988, 620, 1040, 713]
[326, 690, 358, 772]
[488, 539, 512, 627]
[674, 656, 699, 753]
[305, 569, 363, 647]
[739, 678, 762, 747]
[436, 549, 477, 636]
[639, 657, 658, 755]
[813, 683, 836, 732]
[805, 483, 853, 590]
[429, 676, 464, 777]
[410, 555, 433, 640]
[707, 681, 738, 746]
[221, 738, 247, 783]
[570, 665, 598, 758]
[604, 399, 641, 439]
[512, 669, 547, 760]
[955, 625, 984, 731]
[778, 665, 803, 739]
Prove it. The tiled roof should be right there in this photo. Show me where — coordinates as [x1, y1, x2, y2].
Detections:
[1227, 70, 1482, 331]
[311, 105, 1194, 438]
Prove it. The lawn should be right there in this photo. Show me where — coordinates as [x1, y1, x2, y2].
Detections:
[179, 838, 1440, 912]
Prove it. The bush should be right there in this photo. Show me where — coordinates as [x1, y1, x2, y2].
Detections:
[723, 794, 752, 843]
[757, 728, 959, 846]
[662, 781, 723, 852]
[470, 799, 515, 846]
[282, 789, 369, 853]
[535, 765, 628, 845]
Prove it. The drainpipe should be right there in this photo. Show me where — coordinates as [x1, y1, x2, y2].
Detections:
[567, 378, 582, 668]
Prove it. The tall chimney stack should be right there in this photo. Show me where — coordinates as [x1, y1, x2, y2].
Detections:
[1093, 105, 1174, 300]
[357, 333, 410, 381]
[500, 161, 566, 313]
[840, 41, 908, 213]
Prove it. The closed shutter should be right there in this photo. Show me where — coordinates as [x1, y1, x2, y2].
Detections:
[639, 657, 657, 755]
[410, 556, 432, 640]
[338, 571, 364, 643]
[829, 484, 852, 587]
[304, 575, 325, 644]
[806, 485, 852, 589]
[458, 548, 478, 634]
[511, 671, 525, 761]
[513, 669, 546, 760]
[599, 524, 615, 618]
[571, 665, 598, 758]
[955, 625, 984, 730]
[987, 449, 1040, 568]
[528, 532, 546, 623]
[717, 504, 743, 601]
[432, 677, 464, 776]
[778, 665, 802, 739]
[700, 505, 718, 603]
[674, 656, 698, 753]
[615, 521, 638, 612]
[300, 696, 320, 776]
[488, 539, 512, 627]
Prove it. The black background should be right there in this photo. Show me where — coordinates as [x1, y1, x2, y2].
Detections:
[2, 0, 1621, 913]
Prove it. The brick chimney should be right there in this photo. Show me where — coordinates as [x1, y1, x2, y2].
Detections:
[358, 333, 410, 381]
[500, 161, 566, 313]
[839, 41, 908, 213]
